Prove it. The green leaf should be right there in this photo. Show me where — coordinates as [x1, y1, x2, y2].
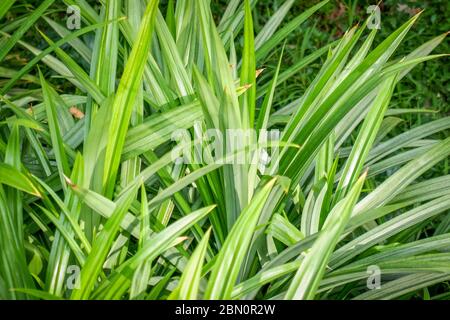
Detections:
[0, 163, 41, 197]
[71, 182, 140, 299]
[102, 0, 159, 197]
[169, 228, 211, 300]
[0, 0, 54, 62]
[204, 178, 277, 299]
[285, 173, 366, 300]
[39, 70, 71, 191]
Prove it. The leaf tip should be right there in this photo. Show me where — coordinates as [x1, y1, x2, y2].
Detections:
[63, 174, 76, 188]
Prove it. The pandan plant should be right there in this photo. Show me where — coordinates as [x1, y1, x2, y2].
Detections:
[0, 0, 449, 300]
